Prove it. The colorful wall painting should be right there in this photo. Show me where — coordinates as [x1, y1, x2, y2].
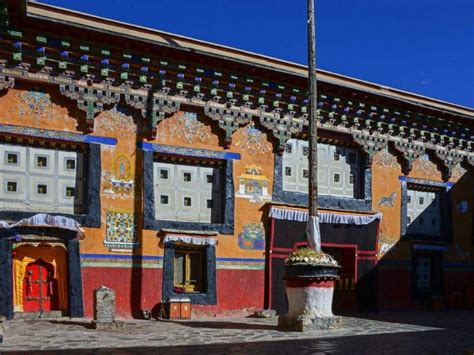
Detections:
[103, 155, 135, 196]
[95, 106, 136, 136]
[238, 223, 265, 250]
[170, 112, 211, 143]
[11, 89, 54, 121]
[104, 210, 139, 249]
[235, 123, 272, 156]
[235, 166, 271, 202]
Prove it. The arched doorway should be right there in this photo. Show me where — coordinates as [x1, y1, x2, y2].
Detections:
[13, 244, 68, 314]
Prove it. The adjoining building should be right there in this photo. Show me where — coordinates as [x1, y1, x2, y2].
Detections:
[0, 0, 472, 319]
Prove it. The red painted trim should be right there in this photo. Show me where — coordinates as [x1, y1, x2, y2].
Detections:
[286, 279, 335, 288]
[358, 250, 377, 255]
[357, 256, 378, 261]
[272, 247, 294, 253]
[267, 216, 276, 309]
[271, 254, 289, 259]
[322, 242, 358, 249]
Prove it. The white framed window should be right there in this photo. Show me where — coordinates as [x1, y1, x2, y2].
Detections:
[153, 160, 223, 223]
[282, 139, 360, 198]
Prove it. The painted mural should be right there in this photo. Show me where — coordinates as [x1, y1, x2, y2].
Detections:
[236, 166, 271, 202]
[373, 148, 398, 171]
[95, 106, 137, 136]
[238, 223, 265, 250]
[103, 155, 135, 196]
[169, 112, 212, 143]
[10, 89, 54, 122]
[235, 123, 272, 156]
[104, 210, 139, 249]
[413, 154, 439, 176]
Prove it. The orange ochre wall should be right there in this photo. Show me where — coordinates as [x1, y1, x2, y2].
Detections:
[1, 84, 472, 315]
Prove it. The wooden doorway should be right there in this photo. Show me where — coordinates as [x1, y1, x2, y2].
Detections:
[23, 259, 59, 312]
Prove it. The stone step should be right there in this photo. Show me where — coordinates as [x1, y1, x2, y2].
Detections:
[13, 310, 66, 319]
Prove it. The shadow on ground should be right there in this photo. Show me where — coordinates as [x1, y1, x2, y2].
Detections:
[3, 328, 474, 354]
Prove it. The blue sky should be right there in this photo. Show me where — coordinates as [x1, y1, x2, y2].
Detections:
[38, 0, 474, 108]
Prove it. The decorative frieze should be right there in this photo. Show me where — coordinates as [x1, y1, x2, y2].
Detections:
[0, 75, 14, 90]
[352, 132, 388, 166]
[392, 140, 426, 175]
[204, 100, 252, 147]
[59, 80, 120, 131]
[434, 147, 465, 181]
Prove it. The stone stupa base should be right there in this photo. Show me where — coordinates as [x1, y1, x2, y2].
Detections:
[277, 260, 341, 332]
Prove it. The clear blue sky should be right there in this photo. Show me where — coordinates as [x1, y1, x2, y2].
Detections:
[38, 0, 474, 108]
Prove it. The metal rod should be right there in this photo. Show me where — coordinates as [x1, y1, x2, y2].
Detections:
[307, 0, 320, 251]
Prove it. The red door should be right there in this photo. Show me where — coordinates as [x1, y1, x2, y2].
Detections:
[23, 259, 59, 312]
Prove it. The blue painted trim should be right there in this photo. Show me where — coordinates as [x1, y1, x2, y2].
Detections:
[398, 176, 407, 182]
[138, 142, 240, 160]
[413, 244, 448, 251]
[80, 253, 163, 260]
[272, 152, 372, 211]
[0, 123, 116, 146]
[84, 136, 117, 146]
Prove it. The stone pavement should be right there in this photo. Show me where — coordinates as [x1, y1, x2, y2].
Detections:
[1, 310, 474, 354]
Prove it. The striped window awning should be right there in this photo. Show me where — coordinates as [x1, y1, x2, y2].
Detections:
[268, 206, 382, 225]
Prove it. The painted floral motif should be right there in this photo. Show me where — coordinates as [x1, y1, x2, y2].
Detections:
[238, 223, 265, 250]
[235, 123, 272, 155]
[413, 154, 438, 176]
[373, 148, 398, 171]
[451, 164, 467, 180]
[11, 89, 54, 121]
[95, 106, 136, 137]
[169, 112, 211, 143]
[236, 166, 271, 202]
[103, 155, 135, 196]
[104, 210, 138, 249]
[378, 234, 399, 257]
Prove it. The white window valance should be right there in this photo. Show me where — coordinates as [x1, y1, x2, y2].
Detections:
[268, 207, 382, 225]
[0, 213, 84, 236]
[163, 234, 217, 246]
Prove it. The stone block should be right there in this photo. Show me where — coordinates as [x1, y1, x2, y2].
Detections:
[278, 315, 342, 332]
[93, 286, 116, 324]
[253, 309, 277, 318]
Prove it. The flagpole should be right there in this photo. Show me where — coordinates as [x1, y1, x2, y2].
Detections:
[307, 0, 320, 252]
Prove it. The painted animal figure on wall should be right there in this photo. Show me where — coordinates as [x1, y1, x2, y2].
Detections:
[378, 192, 397, 207]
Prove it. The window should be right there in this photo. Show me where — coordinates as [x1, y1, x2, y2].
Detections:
[6, 152, 18, 165]
[160, 169, 169, 179]
[160, 195, 169, 205]
[0, 143, 85, 215]
[183, 197, 192, 207]
[65, 159, 76, 170]
[37, 184, 47, 195]
[174, 246, 205, 293]
[405, 185, 442, 237]
[281, 139, 361, 198]
[65, 186, 75, 198]
[285, 144, 292, 154]
[183, 172, 192, 182]
[153, 160, 224, 224]
[36, 156, 48, 168]
[6, 181, 17, 192]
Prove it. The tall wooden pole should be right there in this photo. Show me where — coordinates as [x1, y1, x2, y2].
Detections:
[307, 0, 320, 251]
